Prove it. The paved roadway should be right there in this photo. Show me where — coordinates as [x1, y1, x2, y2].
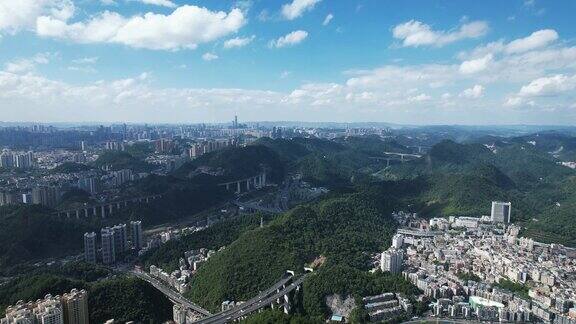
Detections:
[131, 270, 211, 316]
[193, 273, 304, 324]
[224, 275, 308, 322]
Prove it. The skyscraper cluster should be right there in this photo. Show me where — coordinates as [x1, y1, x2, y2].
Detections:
[84, 221, 143, 264]
[1, 289, 88, 324]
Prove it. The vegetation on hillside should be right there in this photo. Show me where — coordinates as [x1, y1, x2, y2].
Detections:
[92, 151, 154, 172]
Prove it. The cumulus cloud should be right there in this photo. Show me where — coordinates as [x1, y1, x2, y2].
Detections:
[0, 0, 74, 35]
[460, 85, 485, 98]
[459, 54, 492, 74]
[72, 57, 99, 64]
[505, 29, 558, 54]
[322, 13, 333, 26]
[136, 0, 177, 8]
[281, 0, 321, 20]
[392, 19, 488, 47]
[4, 53, 55, 73]
[0, 71, 285, 122]
[269, 30, 308, 48]
[518, 74, 576, 97]
[202, 53, 219, 61]
[36, 5, 246, 50]
[223, 35, 255, 49]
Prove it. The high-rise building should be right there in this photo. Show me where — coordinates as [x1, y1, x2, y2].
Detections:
[61, 289, 89, 324]
[83, 232, 97, 264]
[1, 290, 87, 324]
[491, 201, 511, 223]
[0, 192, 17, 206]
[34, 294, 63, 324]
[112, 169, 133, 187]
[0, 152, 14, 168]
[381, 249, 403, 274]
[111, 224, 128, 254]
[31, 186, 60, 208]
[130, 221, 143, 251]
[77, 177, 99, 195]
[101, 228, 116, 265]
[392, 234, 404, 249]
[173, 304, 186, 324]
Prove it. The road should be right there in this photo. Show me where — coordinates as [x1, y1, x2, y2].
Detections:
[131, 270, 211, 316]
[193, 273, 306, 324]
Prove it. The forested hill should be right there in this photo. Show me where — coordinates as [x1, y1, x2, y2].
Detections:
[254, 136, 410, 188]
[381, 139, 576, 245]
[174, 145, 285, 183]
[142, 185, 420, 318]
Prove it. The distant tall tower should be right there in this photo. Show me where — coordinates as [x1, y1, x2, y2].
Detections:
[234, 115, 238, 128]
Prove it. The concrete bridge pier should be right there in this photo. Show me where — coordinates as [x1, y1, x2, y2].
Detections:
[236, 182, 241, 194]
[108, 204, 113, 215]
[66, 212, 71, 219]
[84, 208, 89, 217]
[93, 207, 97, 216]
[75, 210, 80, 219]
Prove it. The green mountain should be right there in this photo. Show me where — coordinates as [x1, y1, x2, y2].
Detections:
[174, 145, 285, 184]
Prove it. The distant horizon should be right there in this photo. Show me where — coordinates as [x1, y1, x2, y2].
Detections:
[2, 120, 576, 129]
[1, 0, 576, 124]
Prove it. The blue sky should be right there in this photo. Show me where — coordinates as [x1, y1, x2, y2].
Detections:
[1, 0, 576, 124]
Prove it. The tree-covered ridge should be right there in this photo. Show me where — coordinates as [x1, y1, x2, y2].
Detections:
[180, 187, 406, 314]
[174, 145, 285, 183]
[0, 263, 172, 323]
[0, 205, 96, 275]
[92, 151, 154, 172]
[254, 136, 406, 187]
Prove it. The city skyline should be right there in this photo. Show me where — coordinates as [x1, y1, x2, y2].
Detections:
[1, 0, 576, 124]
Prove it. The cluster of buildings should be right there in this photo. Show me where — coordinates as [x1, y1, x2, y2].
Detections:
[1, 289, 88, 324]
[187, 138, 236, 159]
[0, 151, 35, 169]
[380, 202, 576, 323]
[149, 248, 215, 294]
[1, 185, 61, 208]
[84, 221, 143, 265]
[362, 293, 413, 322]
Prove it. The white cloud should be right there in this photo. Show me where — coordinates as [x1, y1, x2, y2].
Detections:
[322, 13, 333, 26]
[280, 71, 291, 78]
[408, 93, 431, 102]
[0, 71, 286, 122]
[505, 29, 558, 54]
[459, 54, 492, 74]
[460, 85, 485, 99]
[4, 53, 54, 73]
[281, 0, 321, 20]
[269, 30, 308, 48]
[202, 53, 218, 61]
[36, 5, 246, 50]
[223, 35, 255, 49]
[136, 0, 177, 8]
[392, 19, 488, 47]
[72, 57, 99, 64]
[518, 74, 576, 97]
[0, 0, 74, 35]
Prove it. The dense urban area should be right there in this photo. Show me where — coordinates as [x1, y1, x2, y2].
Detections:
[1, 120, 576, 323]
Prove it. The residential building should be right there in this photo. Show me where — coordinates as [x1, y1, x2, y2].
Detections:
[101, 228, 116, 265]
[131, 221, 143, 250]
[381, 249, 403, 274]
[491, 201, 511, 223]
[83, 232, 97, 264]
[61, 289, 89, 324]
